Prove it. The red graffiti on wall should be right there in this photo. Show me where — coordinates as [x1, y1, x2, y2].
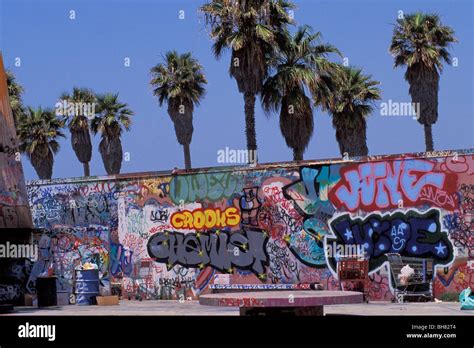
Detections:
[79, 182, 117, 196]
[329, 159, 458, 212]
[434, 261, 474, 296]
[440, 155, 474, 175]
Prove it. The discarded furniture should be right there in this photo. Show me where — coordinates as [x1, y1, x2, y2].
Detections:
[199, 290, 363, 316]
[337, 256, 369, 302]
[386, 253, 434, 303]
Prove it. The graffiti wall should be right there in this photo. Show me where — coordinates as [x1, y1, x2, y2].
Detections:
[0, 258, 32, 304]
[27, 225, 111, 296]
[27, 150, 474, 300]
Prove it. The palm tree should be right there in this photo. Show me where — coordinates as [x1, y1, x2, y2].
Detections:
[91, 93, 133, 175]
[16, 107, 65, 179]
[261, 26, 340, 160]
[150, 51, 207, 170]
[389, 13, 457, 152]
[59, 87, 96, 176]
[201, 0, 294, 162]
[322, 66, 381, 157]
[5, 70, 25, 127]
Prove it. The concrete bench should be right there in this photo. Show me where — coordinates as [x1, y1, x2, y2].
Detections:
[200, 290, 364, 316]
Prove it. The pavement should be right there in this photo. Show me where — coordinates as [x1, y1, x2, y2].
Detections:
[2, 300, 473, 316]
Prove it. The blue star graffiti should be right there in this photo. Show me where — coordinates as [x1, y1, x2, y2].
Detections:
[283, 166, 454, 273]
[326, 209, 454, 274]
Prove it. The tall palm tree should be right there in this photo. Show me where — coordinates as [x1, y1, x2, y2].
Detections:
[91, 93, 133, 175]
[150, 51, 207, 170]
[389, 13, 457, 152]
[322, 66, 381, 157]
[261, 26, 340, 160]
[6, 70, 25, 127]
[16, 107, 65, 179]
[59, 87, 96, 176]
[201, 0, 294, 162]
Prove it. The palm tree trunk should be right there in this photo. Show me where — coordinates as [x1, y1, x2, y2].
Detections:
[31, 148, 53, 180]
[349, 140, 369, 157]
[424, 124, 434, 152]
[183, 143, 191, 170]
[293, 148, 303, 161]
[71, 125, 93, 176]
[244, 92, 258, 163]
[334, 117, 369, 158]
[83, 162, 90, 177]
[99, 136, 123, 175]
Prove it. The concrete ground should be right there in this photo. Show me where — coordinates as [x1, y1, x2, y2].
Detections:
[2, 300, 473, 316]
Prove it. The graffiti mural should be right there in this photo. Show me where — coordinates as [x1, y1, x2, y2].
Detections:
[147, 228, 268, 274]
[27, 180, 119, 231]
[326, 209, 454, 273]
[170, 207, 240, 230]
[329, 159, 458, 212]
[0, 284, 21, 302]
[169, 172, 244, 204]
[26, 150, 474, 300]
[27, 225, 110, 295]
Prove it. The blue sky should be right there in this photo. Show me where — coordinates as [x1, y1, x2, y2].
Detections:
[1, 0, 473, 180]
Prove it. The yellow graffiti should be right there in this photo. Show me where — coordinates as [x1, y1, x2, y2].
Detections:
[171, 207, 240, 230]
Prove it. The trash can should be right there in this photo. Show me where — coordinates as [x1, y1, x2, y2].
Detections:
[37, 276, 57, 307]
[75, 269, 100, 305]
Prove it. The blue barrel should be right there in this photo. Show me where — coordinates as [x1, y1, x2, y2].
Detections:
[75, 269, 100, 305]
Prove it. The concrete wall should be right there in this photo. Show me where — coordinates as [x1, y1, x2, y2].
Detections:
[26, 149, 474, 300]
[0, 55, 33, 305]
[0, 54, 32, 228]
